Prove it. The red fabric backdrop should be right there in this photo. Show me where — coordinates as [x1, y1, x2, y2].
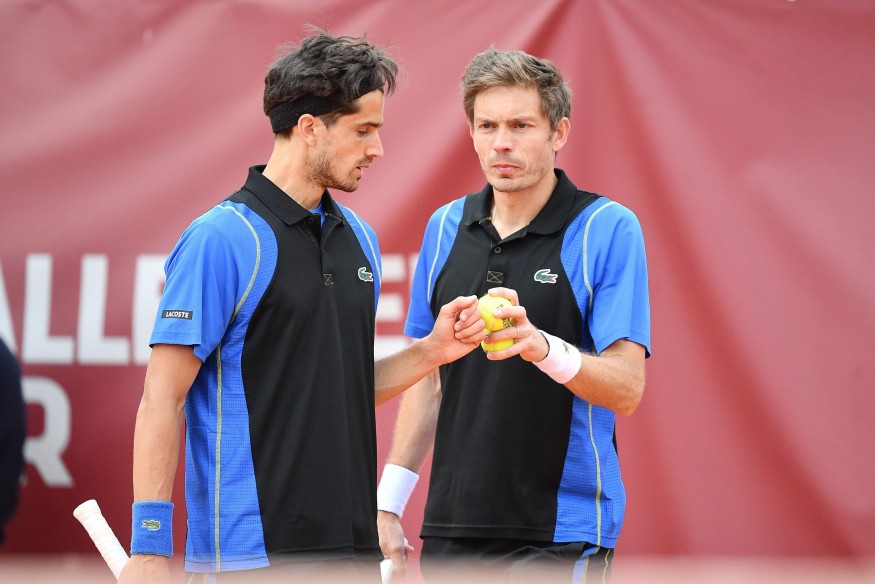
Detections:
[1, 0, 873, 568]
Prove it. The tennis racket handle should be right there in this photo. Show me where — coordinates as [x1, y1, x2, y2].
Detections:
[380, 558, 393, 583]
[73, 499, 129, 580]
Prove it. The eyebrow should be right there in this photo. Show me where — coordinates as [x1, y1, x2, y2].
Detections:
[474, 115, 539, 124]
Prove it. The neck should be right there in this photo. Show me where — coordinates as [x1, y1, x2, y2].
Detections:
[262, 142, 324, 210]
[490, 171, 558, 238]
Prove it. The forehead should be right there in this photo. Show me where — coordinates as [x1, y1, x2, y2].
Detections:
[338, 89, 385, 124]
[472, 85, 545, 120]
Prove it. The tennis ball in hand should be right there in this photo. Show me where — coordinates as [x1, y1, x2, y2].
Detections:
[478, 294, 514, 353]
[481, 329, 514, 353]
[478, 294, 514, 331]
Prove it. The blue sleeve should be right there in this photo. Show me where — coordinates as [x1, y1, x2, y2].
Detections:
[405, 233, 437, 339]
[150, 205, 260, 362]
[404, 199, 464, 339]
[587, 204, 651, 356]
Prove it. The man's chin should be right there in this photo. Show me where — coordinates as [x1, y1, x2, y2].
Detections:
[488, 177, 524, 193]
[329, 180, 361, 193]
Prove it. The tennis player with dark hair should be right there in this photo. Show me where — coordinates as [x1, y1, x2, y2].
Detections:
[377, 49, 651, 583]
[119, 30, 484, 584]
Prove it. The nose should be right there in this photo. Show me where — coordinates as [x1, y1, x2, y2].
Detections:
[367, 132, 384, 159]
[492, 126, 513, 152]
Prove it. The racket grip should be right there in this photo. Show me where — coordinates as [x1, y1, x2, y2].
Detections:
[73, 499, 129, 580]
[380, 558, 393, 583]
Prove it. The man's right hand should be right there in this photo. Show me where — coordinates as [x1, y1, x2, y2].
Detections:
[378, 510, 414, 580]
[117, 554, 171, 584]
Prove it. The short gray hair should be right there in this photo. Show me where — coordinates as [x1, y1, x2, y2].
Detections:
[461, 48, 571, 131]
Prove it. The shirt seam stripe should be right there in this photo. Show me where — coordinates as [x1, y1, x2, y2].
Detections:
[213, 204, 262, 570]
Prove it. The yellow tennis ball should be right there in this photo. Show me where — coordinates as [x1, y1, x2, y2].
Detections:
[478, 294, 515, 353]
[481, 330, 514, 353]
[478, 294, 514, 332]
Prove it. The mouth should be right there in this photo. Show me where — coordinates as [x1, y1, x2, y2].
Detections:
[492, 163, 519, 174]
[489, 157, 521, 173]
[355, 160, 372, 176]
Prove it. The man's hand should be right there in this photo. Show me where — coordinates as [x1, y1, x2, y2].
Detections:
[424, 295, 486, 366]
[117, 554, 171, 584]
[478, 287, 549, 362]
[378, 510, 414, 580]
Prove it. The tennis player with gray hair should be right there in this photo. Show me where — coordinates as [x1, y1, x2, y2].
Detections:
[377, 48, 651, 583]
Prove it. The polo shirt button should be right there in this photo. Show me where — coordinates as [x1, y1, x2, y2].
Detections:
[493, 246, 502, 254]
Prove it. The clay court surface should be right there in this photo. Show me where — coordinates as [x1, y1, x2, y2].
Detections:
[2, 555, 874, 584]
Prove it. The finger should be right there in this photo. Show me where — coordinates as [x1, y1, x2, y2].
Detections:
[456, 301, 480, 325]
[441, 295, 472, 316]
[446, 295, 478, 321]
[485, 341, 522, 360]
[456, 317, 486, 338]
[483, 333, 522, 358]
[487, 287, 519, 305]
[486, 323, 526, 342]
[457, 331, 486, 345]
[459, 331, 487, 345]
[491, 303, 528, 325]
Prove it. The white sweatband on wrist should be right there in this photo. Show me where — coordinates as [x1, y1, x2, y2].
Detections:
[534, 331, 582, 384]
[377, 464, 419, 518]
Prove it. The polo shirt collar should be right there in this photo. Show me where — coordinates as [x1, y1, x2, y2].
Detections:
[462, 169, 578, 235]
[242, 165, 345, 226]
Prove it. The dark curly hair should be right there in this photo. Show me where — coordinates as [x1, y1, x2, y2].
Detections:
[264, 28, 398, 134]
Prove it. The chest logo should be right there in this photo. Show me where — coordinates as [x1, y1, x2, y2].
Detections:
[534, 269, 558, 284]
[358, 267, 374, 282]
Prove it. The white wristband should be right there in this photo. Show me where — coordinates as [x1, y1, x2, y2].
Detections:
[377, 464, 419, 518]
[534, 331, 582, 384]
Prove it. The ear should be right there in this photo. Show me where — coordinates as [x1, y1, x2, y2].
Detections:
[296, 114, 322, 146]
[552, 117, 570, 153]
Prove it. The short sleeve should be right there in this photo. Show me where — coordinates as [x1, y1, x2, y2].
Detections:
[404, 200, 464, 339]
[150, 207, 257, 362]
[588, 205, 651, 356]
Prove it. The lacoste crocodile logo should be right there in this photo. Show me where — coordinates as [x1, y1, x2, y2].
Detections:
[534, 269, 558, 284]
[141, 520, 161, 531]
[358, 267, 374, 282]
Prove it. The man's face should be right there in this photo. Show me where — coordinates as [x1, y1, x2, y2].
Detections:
[308, 89, 385, 193]
[469, 85, 565, 196]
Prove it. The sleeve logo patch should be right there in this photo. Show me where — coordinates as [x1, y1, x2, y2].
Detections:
[357, 267, 374, 282]
[162, 310, 193, 320]
[141, 519, 162, 531]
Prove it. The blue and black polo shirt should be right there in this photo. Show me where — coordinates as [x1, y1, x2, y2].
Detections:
[405, 169, 651, 548]
[150, 166, 383, 572]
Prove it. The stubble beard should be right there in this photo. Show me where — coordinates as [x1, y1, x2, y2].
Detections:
[484, 148, 553, 194]
[309, 145, 361, 193]
[484, 160, 546, 194]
